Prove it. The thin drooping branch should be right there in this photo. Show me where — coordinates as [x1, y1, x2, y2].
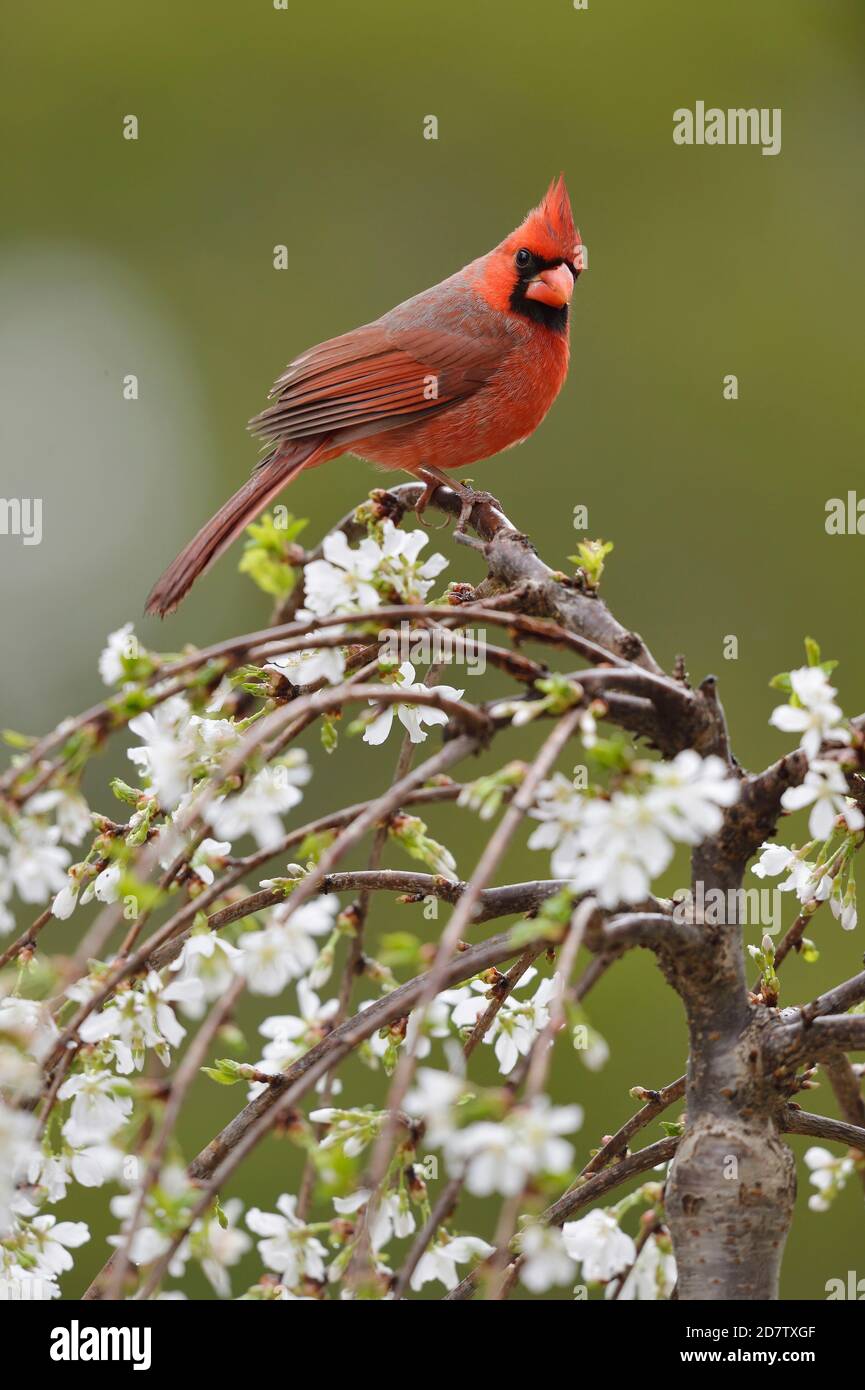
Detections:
[100, 977, 246, 1301]
[353, 706, 586, 1260]
[46, 733, 479, 1078]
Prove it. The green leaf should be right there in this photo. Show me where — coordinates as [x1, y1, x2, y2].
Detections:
[568, 538, 614, 590]
[239, 510, 307, 597]
[201, 1058, 246, 1086]
[2, 729, 37, 749]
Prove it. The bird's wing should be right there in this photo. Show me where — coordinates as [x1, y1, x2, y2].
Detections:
[248, 308, 508, 448]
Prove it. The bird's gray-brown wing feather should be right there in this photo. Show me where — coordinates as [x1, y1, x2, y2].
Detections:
[248, 288, 510, 450]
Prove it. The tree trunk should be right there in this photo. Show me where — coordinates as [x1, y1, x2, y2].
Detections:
[661, 852, 797, 1299]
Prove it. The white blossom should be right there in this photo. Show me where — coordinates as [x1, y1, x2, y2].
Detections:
[246, 981, 339, 1096]
[332, 1188, 416, 1251]
[246, 1193, 327, 1284]
[804, 1146, 854, 1213]
[751, 842, 831, 903]
[529, 753, 738, 910]
[0, 820, 70, 904]
[769, 667, 850, 760]
[303, 532, 384, 618]
[377, 520, 448, 602]
[781, 760, 864, 841]
[194, 1199, 252, 1298]
[830, 891, 858, 933]
[363, 663, 464, 746]
[409, 1234, 493, 1291]
[98, 622, 136, 686]
[449, 971, 557, 1076]
[81, 861, 121, 907]
[208, 757, 310, 850]
[519, 1223, 576, 1292]
[170, 930, 243, 1016]
[236, 896, 337, 995]
[127, 695, 198, 810]
[266, 645, 345, 689]
[0, 995, 58, 1063]
[78, 972, 202, 1072]
[447, 1098, 582, 1196]
[58, 1069, 133, 1147]
[28, 788, 92, 845]
[562, 1208, 635, 1282]
[404, 1068, 467, 1148]
[17, 1214, 90, 1277]
[612, 1236, 676, 1300]
[0, 1103, 39, 1233]
[644, 750, 740, 843]
[108, 1164, 193, 1276]
[189, 838, 232, 887]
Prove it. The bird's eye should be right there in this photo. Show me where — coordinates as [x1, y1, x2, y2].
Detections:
[515, 248, 532, 269]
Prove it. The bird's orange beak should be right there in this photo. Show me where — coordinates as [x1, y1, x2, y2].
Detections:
[524, 263, 575, 309]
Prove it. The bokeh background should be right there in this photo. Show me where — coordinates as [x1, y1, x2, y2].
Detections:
[2, 0, 864, 1298]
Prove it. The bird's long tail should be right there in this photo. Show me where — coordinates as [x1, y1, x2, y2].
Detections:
[145, 442, 326, 616]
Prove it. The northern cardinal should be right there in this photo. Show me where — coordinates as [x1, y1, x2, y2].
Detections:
[146, 176, 582, 616]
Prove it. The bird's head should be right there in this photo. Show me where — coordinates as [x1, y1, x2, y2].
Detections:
[478, 175, 583, 332]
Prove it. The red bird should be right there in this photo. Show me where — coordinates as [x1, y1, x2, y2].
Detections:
[146, 176, 582, 616]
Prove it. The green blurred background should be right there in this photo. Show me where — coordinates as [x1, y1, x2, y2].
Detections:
[1, 0, 864, 1298]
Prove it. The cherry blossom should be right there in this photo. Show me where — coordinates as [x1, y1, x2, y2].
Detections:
[449, 970, 558, 1076]
[781, 760, 864, 841]
[611, 1235, 676, 1300]
[518, 1223, 576, 1292]
[561, 1208, 636, 1282]
[58, 1068, 133, 1147]
[804, 1146, 855, 1213]
[0, 820, 70, 904]
[409, 1234, 494, 1291]
[78, 972, 203, 1072]
[236, 896, 338, 995]
[246, 1193, 327, 1284]
[208, 756, 310, 850]
[447, 1098, 582, 1196]
[769, 667, 850, 759]
[98, 622, 136, 686]
[170, 929, 243, 1016]
[363, 662, 464, 747]
[303, 532, 384, 618]
[332, 1188, 416, 1251]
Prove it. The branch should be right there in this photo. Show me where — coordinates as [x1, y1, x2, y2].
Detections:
[769, 1013, 865, 1069]
[781, 1106, 865, 1151]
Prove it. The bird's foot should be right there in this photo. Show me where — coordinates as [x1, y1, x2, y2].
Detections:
[413, 477, 450, 529]
[450, 481, 503, 533]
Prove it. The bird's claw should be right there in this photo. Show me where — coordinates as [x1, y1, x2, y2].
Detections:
[453, 487, 502, 532]
[414, 480, 450, 530]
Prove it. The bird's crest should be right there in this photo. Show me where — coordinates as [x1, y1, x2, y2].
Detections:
[508, 175, 581, 266]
